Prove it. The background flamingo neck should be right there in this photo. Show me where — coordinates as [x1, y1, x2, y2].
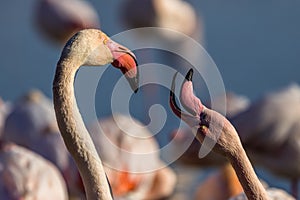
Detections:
[227, 144, 269, 200]
[53, 60, 113, 200]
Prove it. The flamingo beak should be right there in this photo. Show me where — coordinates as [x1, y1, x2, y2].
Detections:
[107, 40, 139, 93]
[179, 69, 203, 116]
[169, 72, 184, 119]
[169, 69, 203, 127]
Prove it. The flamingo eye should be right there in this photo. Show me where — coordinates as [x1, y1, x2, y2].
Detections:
[200, 112, 210, 128]
[101, 33, 109, 45]
[200, 112, 206, 121]
[103, 38, 108, 45]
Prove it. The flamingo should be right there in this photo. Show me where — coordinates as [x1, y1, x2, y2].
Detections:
[170, 92, 248, 199]
[2, 90, 84, 197]
[0, 98, 11, 138]
[170, 131, 243, 200]
[88, 114, 176, 199]
[194, 163, 244, 200]
[169, 69, 295, 200]
[170, 92, 250, 166]
[120, 0, 203, 72]
[171, 131, 240, 200]
[120, 0, 202, 41]
[169, 93, 250, 200]
[3, 90, 69, 166]
[52, 29, 139, 199]
[0, 141, 67, 199]
[230, 84, 300, 198]
[208, 92, 250, 118]
[33, 0, 100, 44]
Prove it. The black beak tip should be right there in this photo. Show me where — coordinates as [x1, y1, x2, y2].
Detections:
[128, 77, 139, 93]
[128, 59, 139, 93]
[171, 72, 178, 93]
[185, 68, 194, 81]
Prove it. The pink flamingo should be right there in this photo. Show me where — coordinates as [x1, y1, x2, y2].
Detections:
[0, 98, 11, 138]
[120, 0, 202, 41]
[33, 0, 100, 44]
[231, 84, 300, 198]
[170, 92, 250, 166]
[88, 114, 176, 199]
[169, 93, 249, 200]
[169, 69, 295, 200]
[2, 90, 83, 197]
[52, 29, 138, 199]
[0, 141, 67, 199]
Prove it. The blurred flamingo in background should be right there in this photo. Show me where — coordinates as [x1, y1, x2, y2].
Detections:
[0, 98, 11, 138]
[208, 92, 250, 118]
[194, 163, 243, 200]
[33, 0, 100, 44]
[119, 0, 203, 71]
[0, 141, 67, 199]
[231, 84, 300, 198]
[2, 90, 83, 197]
[3, 90, 69, 170]
[120, 0, 202, 42]
[4, 90, 59, 147]
[4, 90, 176, 199]
[169, 69, 295, 200]
[88, 114, 176, 200]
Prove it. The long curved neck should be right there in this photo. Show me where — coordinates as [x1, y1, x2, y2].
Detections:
[227, 142, 269, 200]
[53, 58, 113, 200]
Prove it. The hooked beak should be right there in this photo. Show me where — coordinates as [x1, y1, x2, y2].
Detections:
[179, 69, 203, 116]
[169, 69, 203, 127]
[107, 39, 139, 93]
[169, 72, 183, 119]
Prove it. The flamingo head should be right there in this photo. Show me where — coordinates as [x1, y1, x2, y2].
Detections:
[60, 29, 139, 92]
[169, 69, 239, 155]
[169, 69, 203, 128]
[107, 38, 139, 93]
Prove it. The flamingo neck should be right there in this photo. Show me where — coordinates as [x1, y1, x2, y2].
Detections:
[227, 143, 269, 200]
[221, 164, 243, 197]
[53, 59, 113, 200]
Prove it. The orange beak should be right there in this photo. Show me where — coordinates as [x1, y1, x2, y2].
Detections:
[107, 39, 139, 93]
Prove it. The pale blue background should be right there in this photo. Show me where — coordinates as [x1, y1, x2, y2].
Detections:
[1, 0, 299, 101]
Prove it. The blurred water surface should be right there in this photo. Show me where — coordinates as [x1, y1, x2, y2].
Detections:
[1, 0, 299, 100]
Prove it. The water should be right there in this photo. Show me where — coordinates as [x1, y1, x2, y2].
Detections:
[0, 0, 299, 197]
[1, 0, 300, 100]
